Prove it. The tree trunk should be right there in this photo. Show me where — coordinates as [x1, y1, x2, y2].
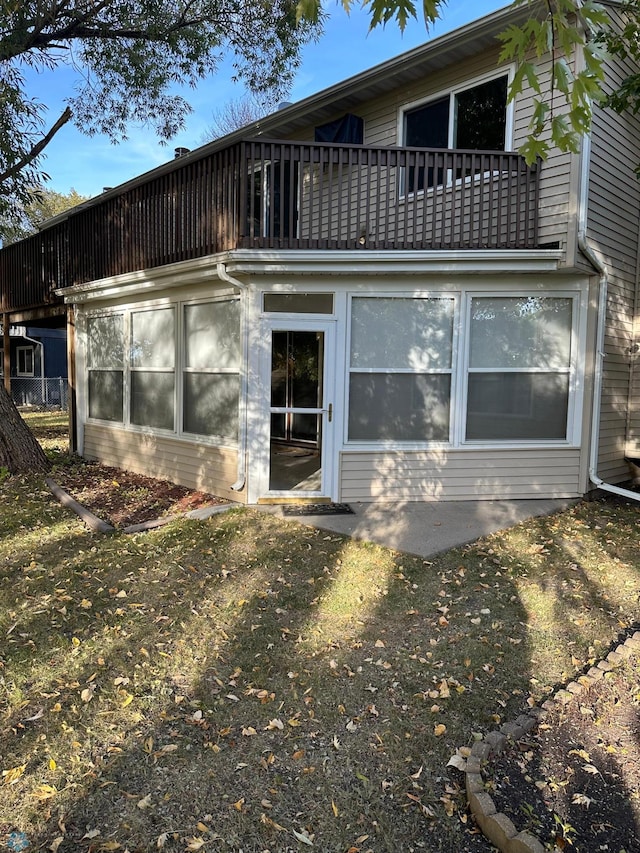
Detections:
[0, 385, 51, 474]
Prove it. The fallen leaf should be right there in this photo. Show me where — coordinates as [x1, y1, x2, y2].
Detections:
[33, 783, 58, 801]
[185, 838, 205, 851]
[2, 764, 26, 785]
[49, 838, 64, 852]
[292, 828, 314, 845]
[446, 754, 467, 771]
[569, 748, 591, 762]
[137, 794, 153, 809]
[434, 724, 447, 737]
[265, 718, 284, 731]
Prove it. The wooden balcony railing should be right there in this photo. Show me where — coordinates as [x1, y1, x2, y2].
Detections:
[0, 139, 540, 314]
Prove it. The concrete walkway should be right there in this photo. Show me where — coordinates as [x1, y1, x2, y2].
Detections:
[263, 498, 576, 559]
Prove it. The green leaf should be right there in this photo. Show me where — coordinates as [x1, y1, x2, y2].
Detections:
[508, 62, 541, 104]
[519, 136, 549, 166]
[296, 0, 322, 24]
[530, 98, 550, 135]
[553, 58, 572, 95]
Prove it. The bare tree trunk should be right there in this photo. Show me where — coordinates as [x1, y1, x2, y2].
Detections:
[0, 385, 51, 474]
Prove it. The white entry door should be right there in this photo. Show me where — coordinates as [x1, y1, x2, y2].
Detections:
[258, 319, 336, 501]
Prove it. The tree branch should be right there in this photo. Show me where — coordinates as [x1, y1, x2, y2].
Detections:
[0, 106, 72, 185]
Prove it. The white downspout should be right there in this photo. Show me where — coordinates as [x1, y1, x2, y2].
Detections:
[216, 261, 249, 492]
[578, 125, 640, 501]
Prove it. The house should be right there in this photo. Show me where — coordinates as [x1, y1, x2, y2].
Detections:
[0, 325, 68, 408]
[1, 1, 638, 505]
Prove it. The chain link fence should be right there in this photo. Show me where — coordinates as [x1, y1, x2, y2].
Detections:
[10, 377, 69, 411]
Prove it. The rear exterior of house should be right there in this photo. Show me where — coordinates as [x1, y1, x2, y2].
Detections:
[5, 2, 637, 505]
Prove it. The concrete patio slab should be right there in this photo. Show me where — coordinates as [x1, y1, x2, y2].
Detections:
[261, 498, 577, 559]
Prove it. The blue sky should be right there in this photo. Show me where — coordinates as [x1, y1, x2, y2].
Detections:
[33, 1, 507, 198]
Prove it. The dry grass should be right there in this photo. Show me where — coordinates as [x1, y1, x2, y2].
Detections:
[1, 412, 639, 852]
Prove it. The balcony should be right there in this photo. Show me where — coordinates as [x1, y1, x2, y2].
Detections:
[0, 138, 540, 314]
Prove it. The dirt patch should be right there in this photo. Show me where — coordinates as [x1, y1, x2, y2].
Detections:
[53, 459, 227, 528]
[489, 652, 640, 851]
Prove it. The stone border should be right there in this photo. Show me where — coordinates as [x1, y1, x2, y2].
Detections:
[453, 629, 640, 853]
[46, 477, 234, 534]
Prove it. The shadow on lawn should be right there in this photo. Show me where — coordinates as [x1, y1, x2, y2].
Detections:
[1, 491, 639, 852]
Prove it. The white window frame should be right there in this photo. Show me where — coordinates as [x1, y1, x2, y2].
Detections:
[85, 296, 241, 449]
[181, 296, 242, 442]
[16, 345, 34, 377]
[398, 67, 515, 197]
[86, 312, 126, 424]
[129, 304, 177, 434]
[345, 292, 460, 448]
[458, 290, 586, 448]
[399, 67, 516, 153]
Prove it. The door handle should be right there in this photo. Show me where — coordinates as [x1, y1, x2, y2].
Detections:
[327, 403, 333, 423]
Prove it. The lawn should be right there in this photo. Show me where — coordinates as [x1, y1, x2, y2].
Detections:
[1, 413, 639, 852]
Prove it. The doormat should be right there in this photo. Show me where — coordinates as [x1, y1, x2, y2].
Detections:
[282, 503, 354, 516]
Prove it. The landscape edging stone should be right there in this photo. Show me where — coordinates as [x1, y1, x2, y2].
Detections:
[453, 629, 640, 853]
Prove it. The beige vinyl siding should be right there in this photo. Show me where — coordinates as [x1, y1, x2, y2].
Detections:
[586, 7, 640, 480]
[83, 423, 243, 503]
[511, 54, 573, 251]
[339, 449, 582, 502]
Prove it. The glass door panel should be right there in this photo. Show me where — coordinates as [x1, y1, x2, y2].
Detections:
[269, 330, 324, 492]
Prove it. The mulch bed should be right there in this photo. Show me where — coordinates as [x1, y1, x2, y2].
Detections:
[489, 653, 640, 852]
[52, 459, 227, 528]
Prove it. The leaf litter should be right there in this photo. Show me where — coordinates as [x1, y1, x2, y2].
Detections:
[0, 413, 639, 852]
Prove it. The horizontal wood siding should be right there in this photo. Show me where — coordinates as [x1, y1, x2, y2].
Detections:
[587, 7, 640, 480]
[83, 423, 243, 503]
[339, 449, 582, 501]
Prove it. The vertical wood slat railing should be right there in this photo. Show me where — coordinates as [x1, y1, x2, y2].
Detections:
[240, 140, 539, 251]
[0, 139, 539, 314]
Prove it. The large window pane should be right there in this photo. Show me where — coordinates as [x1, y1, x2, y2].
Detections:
[87, 315, 124, 422]
[351, 298, 454, 369]
[466, 373, 569, 440]
[131, 372, 175, 430]
[131, 308, 175, 369]
[455, 76, 508, 150]
[349, 374, 450, 441]
[405, 96, 449, 149]
[88, 315, 124, 369]
[88, 371, 124, 422]
[185, 300, 240, 369]
[183, 373, 239, 439]
[470, 297, 572, 369]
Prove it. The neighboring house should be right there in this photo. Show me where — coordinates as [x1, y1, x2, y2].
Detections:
[0, 325, 68, 408]
[0, 1, 638, 504]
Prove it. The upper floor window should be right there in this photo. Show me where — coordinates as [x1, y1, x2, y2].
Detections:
[404, 74, 509, 152]
[403, 73, 510, 191]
